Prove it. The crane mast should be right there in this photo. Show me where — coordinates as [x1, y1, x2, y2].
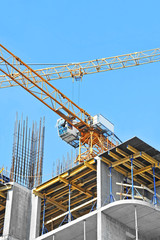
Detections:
[0, 44, 118, 162]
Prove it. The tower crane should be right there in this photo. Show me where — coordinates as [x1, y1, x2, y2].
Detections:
[0, 44, 160, 162]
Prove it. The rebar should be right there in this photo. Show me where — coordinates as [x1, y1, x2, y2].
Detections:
[10, 114, 45, 189]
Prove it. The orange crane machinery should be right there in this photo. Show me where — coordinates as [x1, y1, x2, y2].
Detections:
[0, 44, 160, 162]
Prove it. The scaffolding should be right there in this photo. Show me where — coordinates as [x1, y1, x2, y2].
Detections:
[32, 137, 160, 235]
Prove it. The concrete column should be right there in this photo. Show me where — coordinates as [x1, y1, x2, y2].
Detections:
[29, 191, 41, 239]
[96, 156, 102, 240]
[3, 182, 31, 240]
[96, 156, 125, 240]
[96, 156, 109, 240]
[96, 156, 102, 209]
[135, 206, 138, 240]
[83, 220, 86, 240]
[96, 156, 109, 208]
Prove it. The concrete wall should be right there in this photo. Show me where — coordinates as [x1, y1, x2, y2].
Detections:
[29, 192, 41, 239]
[101, 212, 126, 240]
[2, 183, 41, 240]
[3, 183, 31, 240]
[101, 212, 149, 240]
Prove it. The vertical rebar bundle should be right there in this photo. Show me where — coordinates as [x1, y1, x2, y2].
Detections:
[52, 149, 78, 178]
[10, 114, 45, 189]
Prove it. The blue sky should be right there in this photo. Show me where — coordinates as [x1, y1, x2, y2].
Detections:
[1, 0, 160, 182]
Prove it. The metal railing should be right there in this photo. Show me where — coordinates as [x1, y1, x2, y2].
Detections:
[116, 182, 160, 206]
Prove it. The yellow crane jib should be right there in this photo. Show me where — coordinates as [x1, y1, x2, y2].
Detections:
[0, 47, 160, 88]
[0, 44, 159, 162]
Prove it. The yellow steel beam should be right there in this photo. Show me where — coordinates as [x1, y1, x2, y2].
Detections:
[101, 156, 110, 165]
[0, 185, 12, 199]
[33, 190, 79, 218]
[109, 151, 121, 161]
[46, 169, 94, 196]
[71, 169, 93, 183]
[110, 152, 141, 168]
[129, 165, 153, 177]
[127, 145, 138, 153]
[115, 148, 128, 157]
[36, 159, 95, 192]
[104, 152, 131, 171]
[0, 185, 12, 192]
[129, 158, 154, 183]
[0, 192, 6, 199]
[84, 161, 96, 171]
[46, 198, 97, 226]
[114, 149, 155, 182]
[42, 181, 96, 219]
[33, 190, 67, 211]
[149, 180, 160, 189]
[101, 157, 128, 176]
[116, 146, 160, 183]
[101, 155, 153, 185]
[141, 152, 159, 165]
[58, 176, 93, 197]
[0, 201, 5, 207]
[127, 145, 159, 165]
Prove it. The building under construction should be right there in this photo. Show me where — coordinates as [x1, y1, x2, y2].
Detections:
[1, 137, 160, 240]
[0, 45, 160, 240]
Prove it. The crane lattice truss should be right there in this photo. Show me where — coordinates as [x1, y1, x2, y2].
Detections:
[0, 48, 160, 88]
[0, 45, 160, 162]
[0, 44, 117, 162]
[0, 44, 91, 128]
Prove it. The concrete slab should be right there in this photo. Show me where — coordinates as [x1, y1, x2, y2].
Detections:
[35, 210, 97, 240]
[101, 199, 160, 239]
